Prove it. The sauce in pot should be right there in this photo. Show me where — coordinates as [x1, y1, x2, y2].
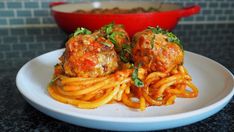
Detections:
[74, 7, 160, 14]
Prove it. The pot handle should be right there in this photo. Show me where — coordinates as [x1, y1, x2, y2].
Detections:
[49, 2, 66, 8]
[178, 5, 201, 18]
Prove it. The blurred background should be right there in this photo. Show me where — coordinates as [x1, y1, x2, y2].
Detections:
[0, 0, 233, 131]
[0, 0, 233, 71]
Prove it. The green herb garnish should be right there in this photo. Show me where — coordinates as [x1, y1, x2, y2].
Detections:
[148, 26, 166, 34]
[148, 26, 183, 50]
[119, 49, 130, 63]
[156, 96, 163, 101]
[108, 31, 125, 50]
[120, 53, 129, 63]
[109, 32, 119, 50]
[150, 34, 155, 49]
[101, 42, 112, 47]
[132, 65, 144, 87]
[73, 27, 91, 36]
[119, 44, 132, 63]
[109, 32, 117, 44]
[49, 76, 60, 85]
[104, 23, 114, 35]
[122, 44, 132, 54]
[166, 32, 183, 50]
[134, 78, 144, 88]
[128, 63, 135, 69]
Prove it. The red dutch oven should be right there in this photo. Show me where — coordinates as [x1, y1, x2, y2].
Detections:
[50, 1, 200, 36]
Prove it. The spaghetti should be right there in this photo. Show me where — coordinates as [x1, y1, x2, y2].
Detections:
[48, 64, 198, 110]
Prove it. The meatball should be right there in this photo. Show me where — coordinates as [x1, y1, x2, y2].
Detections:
[93, 23, 132, 63]
[94, 23, 130, 51]
[132, 27, 184, 73]
[60, 29, 118, 78]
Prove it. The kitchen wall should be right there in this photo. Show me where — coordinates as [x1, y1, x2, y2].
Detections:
[0, 0, 234, 71]
[0, 0, 234, 28]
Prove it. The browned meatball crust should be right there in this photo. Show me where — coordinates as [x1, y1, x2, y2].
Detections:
[60, 28, 118, 78]
[132, 27, 184, 73]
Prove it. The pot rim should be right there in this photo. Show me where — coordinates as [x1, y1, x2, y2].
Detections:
[50, 1, 184, 16]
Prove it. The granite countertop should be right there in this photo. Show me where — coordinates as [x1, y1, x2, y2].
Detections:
[0, 24, 233, 131]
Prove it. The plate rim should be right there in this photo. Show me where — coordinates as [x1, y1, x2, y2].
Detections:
[16, 49, 234, 123]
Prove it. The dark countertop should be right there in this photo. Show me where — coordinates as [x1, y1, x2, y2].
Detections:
[0, 23, 233, 131]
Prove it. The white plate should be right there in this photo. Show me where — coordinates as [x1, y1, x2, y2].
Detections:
[16, 49, 234, 131]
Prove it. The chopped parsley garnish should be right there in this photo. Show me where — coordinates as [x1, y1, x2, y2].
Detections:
[103, 23, 121, 50]
[107, 29, 124, 50]
[156, 96, 163, 101]
[109, 32, 117, 44]
[148, 26, 183, 50]
[150, 34, 155, 49]
[122, 44, 132, 54]
[101, 42, 112, 47]
[148, 26, 166, 34]
[103, 23, 132, 63]
[109, 32, 120, 50]
[119, 44, 132, 63]
[166, 32, 183, 50]
[73, 27, 91, 36]
[132, 65, 144, 87]
[49, 76, 60, 85]
[120, 52, 129, 63]
[128, 63, 135, 69]
[104, 23, 114, 35]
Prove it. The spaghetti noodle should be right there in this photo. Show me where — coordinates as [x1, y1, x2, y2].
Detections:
[48, 65, 198, 110]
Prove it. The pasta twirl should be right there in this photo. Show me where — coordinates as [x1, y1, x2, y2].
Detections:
[48, 65, 198, 110]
